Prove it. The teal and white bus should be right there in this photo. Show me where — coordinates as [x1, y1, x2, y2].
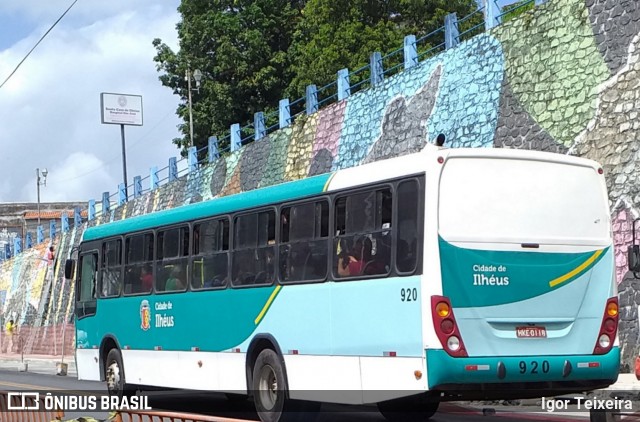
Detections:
[68, 146, 620, 422]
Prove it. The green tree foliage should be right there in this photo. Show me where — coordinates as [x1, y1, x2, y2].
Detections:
[154, 0, 479, 154]
[501, 0, 535, 23]
[153, 0, 304, 153]
[286, 0, 480, 98]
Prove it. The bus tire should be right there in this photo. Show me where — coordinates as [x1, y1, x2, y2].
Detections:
[252, 348, 312, 422]
[105, 348, 135, 399]
[377, 396, 439, 422]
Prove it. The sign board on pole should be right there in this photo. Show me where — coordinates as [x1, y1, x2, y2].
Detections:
[100, 93, 143, 126]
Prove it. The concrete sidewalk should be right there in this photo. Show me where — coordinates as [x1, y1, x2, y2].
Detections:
[0, 354, 77, 377]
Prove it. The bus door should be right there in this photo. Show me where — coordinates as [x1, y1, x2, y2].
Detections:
[76, 251, 98, 319]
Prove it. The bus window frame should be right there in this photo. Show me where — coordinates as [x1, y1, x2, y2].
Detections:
[331, 183, 395, 282]
[278, 197, 330, 285]
[191, 216, 231, 291]
[231, 206, 277, 289]
[394, 176, 424, 276]
[99, 236, 124, 299]
[155, 223, 190, 295]
[123, 230, 155, 297]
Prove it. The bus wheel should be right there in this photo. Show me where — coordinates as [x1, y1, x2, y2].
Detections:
[252, 348, 311, 422]
[105, 349, 134, 399]
[377, 396, 439, 422]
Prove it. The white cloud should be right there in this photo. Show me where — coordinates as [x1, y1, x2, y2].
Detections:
[0, 1, 184, 203]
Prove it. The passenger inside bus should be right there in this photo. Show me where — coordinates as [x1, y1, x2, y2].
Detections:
[140, 264, 153, 292]
[337, 236, 388, 277]
[165, 266, 185, 291]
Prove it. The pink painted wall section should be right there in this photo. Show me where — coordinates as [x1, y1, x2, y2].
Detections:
[313, 101, 346, 157]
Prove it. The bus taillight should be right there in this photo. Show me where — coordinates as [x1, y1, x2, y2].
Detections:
[593, 297, 618, 355]
[431, 295, 468, 357]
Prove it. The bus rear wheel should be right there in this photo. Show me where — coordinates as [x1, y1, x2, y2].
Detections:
[377, 396, 439, 422]
[252, 348, 318, 422]
[105, 348, 135, 399]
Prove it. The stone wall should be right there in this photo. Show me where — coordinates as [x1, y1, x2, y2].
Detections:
[3, 0, 640, 364]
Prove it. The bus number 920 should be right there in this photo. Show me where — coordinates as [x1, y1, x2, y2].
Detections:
[519, 360, 550, 374]
[400, 288, 418, 302]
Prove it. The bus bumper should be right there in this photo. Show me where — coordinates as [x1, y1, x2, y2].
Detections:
[426, 347, 620, 391]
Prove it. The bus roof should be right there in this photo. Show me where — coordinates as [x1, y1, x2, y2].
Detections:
[83, 172, 333, 242]
[83, 146, 603, 242]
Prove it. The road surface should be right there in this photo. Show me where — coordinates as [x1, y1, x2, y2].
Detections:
[0, 369, 599, 421]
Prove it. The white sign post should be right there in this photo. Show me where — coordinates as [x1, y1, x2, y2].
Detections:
[100, 93, 144, 199]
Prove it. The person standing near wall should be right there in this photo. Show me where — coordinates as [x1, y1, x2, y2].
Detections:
[4, 319, 15, 354]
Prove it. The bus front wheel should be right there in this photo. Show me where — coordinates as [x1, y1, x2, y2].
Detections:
[377, 396, 439, 422]
[105, 348, 135, 399]
[252, 348, 318, 422]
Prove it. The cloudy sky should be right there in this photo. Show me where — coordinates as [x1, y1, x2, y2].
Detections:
[0, 0, 514, 205]
[0, 0, 183, 204]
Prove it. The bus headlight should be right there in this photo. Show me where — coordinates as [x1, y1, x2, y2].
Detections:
[447, 336, 460, 351]
[598, 334, 611, 349]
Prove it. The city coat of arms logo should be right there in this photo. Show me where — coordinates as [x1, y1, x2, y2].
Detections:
[140, 300, 151, 331]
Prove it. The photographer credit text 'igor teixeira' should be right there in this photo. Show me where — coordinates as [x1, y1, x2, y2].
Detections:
[541, 396, 634, 413]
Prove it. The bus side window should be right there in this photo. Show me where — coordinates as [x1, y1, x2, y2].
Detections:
[156, 227, 189, 292]
[396, 180, 419, 274]
[100, 239, 122, 297]
[192, 218, 229, 290]
[124, 233, 154, 295]
[232, 211, 275, 287]
[334, 188, 392, 279]
[279, 201, 328, 283]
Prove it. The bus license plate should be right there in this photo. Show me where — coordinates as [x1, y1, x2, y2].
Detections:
[516, 326, 547, 338]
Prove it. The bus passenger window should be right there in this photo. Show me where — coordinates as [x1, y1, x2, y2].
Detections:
[279, 201, 328, 284]
[192, 219, 229, 290]
[124, 233, 154, 295]
[156, 226, 189, 293]
[396, 180, 419, 273]
[100, 239, 122, 297]
[334, 188, 392, 279]
[232, 210, 275, 287]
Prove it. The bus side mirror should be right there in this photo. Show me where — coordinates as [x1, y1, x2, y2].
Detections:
[64, 259, 75, 280]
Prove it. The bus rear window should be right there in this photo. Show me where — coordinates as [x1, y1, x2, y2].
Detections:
[438, 158, 610, 245]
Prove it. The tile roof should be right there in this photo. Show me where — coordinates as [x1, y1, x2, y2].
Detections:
[23, 210, 88, 220]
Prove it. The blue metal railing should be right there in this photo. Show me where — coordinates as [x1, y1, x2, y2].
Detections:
[458, 7, 486, 42]
[380, 47, 405, 78]
[349, 64, 372, 95]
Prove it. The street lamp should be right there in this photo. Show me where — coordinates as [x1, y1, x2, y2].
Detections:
[36, 168, 48, 226]
[186, 68, 203, 148]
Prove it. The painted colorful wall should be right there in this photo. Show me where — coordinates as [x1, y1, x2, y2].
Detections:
[3, 0, 640, 366]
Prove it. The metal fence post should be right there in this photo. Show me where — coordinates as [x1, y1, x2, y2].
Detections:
[337, 69, 351, 100]
[404, 35, 418, 69]
[445, 13, 460, 49]
[306, 85, 318, 115]
[279, 99, 291, 128]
